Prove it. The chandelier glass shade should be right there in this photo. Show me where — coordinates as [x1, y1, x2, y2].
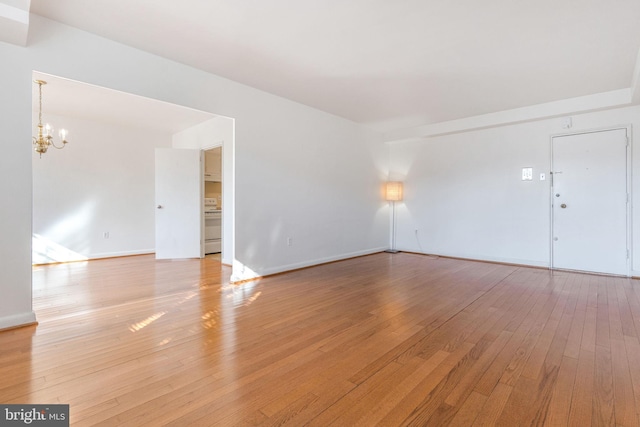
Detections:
[33, 79, 68, 158]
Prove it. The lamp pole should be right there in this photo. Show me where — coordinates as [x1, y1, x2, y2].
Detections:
[384, 181, 403, 254]
[385, 200, 399, 253]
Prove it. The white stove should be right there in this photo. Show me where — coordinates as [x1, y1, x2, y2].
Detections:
[204, 210, 221, 218]
[204, 198, 221, 253]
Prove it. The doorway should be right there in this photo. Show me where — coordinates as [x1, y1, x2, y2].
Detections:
[32, 71, 233, 265]
[551, 127, 630, 276]
[203, 146, 223, 255]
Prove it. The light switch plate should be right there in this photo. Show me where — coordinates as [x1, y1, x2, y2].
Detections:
[540, 173, 546, 181]
[522, 167, 533, 181]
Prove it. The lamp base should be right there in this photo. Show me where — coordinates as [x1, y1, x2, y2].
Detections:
[384, 249, 400, 254]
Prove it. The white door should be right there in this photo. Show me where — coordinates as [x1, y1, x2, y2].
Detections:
[551, 128, 628, 275]
[155, 148, 203, 259]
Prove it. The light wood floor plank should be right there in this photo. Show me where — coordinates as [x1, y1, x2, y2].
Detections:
[472, 382, 513, 427]
[546, 355, 579, 426]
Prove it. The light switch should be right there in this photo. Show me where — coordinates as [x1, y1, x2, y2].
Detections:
[522, 167, 533, 181]
[540, 173, 546, 181]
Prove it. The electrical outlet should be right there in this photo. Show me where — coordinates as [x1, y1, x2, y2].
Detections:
[103, 232, 110, 239]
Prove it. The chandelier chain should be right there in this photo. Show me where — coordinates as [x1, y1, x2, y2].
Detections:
[38, 82, 43, 127]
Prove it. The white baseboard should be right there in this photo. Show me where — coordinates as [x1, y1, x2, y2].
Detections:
[407, 249, 639, 276]
[398, 247, 550, 269]
[0, 311, 37, 331]
[33, 249, 156, 265]
[89, 249, 155, 260]
[230, 247, 387, 282]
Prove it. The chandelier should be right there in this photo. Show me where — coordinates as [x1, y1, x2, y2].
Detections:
[33, 79, 68, 158]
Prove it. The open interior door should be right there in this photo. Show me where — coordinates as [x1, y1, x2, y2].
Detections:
[155, 148, 203, 259]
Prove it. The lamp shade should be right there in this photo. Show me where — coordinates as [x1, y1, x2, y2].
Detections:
[385, 181, 403, 201]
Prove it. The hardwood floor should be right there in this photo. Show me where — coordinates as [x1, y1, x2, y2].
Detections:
[2, 253, 640, 425]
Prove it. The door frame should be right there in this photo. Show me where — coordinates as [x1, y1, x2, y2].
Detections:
[549, 124, 632, 276]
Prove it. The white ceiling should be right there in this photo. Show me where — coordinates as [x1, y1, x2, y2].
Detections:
[31, 72, 216, 134]
[29, 0, 640, 133]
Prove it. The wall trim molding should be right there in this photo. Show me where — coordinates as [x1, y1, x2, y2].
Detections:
[384, 89, 633, 143]
[87, 249, 155, 260]
[231, 247, 387, 283]
[396, 248, 549, 269]
[0, 311, 37, 331]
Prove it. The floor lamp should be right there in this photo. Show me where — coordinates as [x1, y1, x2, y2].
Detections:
[384, 181, 403, 253]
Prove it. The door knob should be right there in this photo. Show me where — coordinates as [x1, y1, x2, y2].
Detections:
[560, 204, 567, 209]
[555, 193, 560, 197]
[157, 205, 163, 209]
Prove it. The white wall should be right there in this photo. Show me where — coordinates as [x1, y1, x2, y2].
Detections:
[32, 113, 171, 263]
[0, 50, 33, 329]
[172, 116, 232, 150]
[390, 105, 640, 273]
[234, 112, 388, 278]
[0, 15, 388, 329]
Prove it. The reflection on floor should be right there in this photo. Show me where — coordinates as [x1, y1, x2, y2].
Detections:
[206, 253, 221, 262]
[32, 233, 88, 265]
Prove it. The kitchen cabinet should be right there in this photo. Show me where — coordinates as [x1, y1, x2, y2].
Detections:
[204, 149, 221, 181]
